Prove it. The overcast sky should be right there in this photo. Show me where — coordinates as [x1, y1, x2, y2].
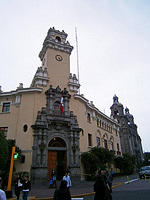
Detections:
[0, 0, 150, 152]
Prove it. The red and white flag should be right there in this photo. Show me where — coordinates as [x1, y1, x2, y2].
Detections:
[60, 97, 64, 113]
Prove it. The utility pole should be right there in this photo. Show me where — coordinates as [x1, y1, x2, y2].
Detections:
[75, 27, 80, 94]
[6, 146, 15, 198]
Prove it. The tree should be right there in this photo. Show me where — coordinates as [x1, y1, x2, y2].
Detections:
[114, 153, 135, 174]
[143, 152, 150, 166]
[0, 130, 9, 171]
[81, 151, 99, 180]
[81, 147, 115, 179]
[90, 147, 115, 169]
[0, 137, 22, 187]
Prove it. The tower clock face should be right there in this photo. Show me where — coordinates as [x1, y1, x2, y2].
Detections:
[55, 55, 63, 61]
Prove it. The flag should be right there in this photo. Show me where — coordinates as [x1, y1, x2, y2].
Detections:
[60, 97, 64, 113]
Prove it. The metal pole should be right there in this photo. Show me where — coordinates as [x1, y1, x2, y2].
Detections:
[75, 27, 80, 94]
[7, 146, 15, 191]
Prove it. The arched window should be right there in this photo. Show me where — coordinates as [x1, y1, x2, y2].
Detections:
[117, 143, 120, 151]
[48, 137, 66, 147]
[87, 113, 91, 123]
[53, 101, 60, 114]
[23, 124, 28, 132]
[55, 36, 61, 42]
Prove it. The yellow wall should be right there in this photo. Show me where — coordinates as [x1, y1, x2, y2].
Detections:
[69, 94, 121, 154]
[44, 49, 70, 91]
[0, 90, 47, 172]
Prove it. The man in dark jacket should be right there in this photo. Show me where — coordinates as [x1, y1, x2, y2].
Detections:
[94, 170, 112, 200]
[53, 180, 71, 200]
[22, 176, 31, 200]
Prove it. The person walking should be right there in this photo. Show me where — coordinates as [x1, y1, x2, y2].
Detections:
[15, 175, 23, 200]
[63, 172, 71, 189]
[51, 169, 56, 188]
[53, 180, 71, 200]
[0, 178, 6, 200]
[94, 170, 112, 200]
[0, 189, 6, 200]
[22, 176, 31, 200]
[106, 171, 113, 193]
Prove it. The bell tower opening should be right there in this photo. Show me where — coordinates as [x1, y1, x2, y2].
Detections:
[48, 137, 67, 180]
[55, 36, 61, 42]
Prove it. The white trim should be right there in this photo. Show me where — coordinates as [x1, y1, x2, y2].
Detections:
[0, 88, 43, 97]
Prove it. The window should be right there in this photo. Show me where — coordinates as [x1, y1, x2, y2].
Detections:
[23, 124, 28, 132]
[87, 113, 91, 123]
[2, 102, 10, 112]
[117, 143, 121, 155]
[97, 119, 99, 126]
[96, 137, 100, 147]
[115, 129, 118, 136]
[110, 141, 114, 150]
[100, 120, 102, 127]
[104, 139, 108, 149]
[117, 143, 120, 151]
[88, 133, 92, 146]
[0, 127, 8, 137]
[15, 95, 21, 104]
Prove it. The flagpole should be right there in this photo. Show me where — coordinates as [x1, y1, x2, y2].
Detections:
[75, 27, 80, 95]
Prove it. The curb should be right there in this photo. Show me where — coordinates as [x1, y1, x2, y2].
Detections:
[9, 179, 137, 200]
[29, 182, 125, 200]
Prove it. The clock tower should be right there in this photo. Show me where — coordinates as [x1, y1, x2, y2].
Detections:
[39, 27, 73, 90]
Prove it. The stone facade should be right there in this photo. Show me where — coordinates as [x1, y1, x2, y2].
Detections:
[110, 95, 143, 161]
[31, 86, 81, 180]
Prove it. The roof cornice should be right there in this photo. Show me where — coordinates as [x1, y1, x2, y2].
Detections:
[74, 94, 119, 125]
[0, 88, 43, 97]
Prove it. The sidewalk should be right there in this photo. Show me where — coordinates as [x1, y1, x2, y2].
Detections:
[29, 174, 138, 198]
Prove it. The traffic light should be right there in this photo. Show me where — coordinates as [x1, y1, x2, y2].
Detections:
[13, 152, 19, 160]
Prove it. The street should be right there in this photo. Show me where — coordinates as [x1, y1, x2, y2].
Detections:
[84, 178, 150, 200]
[112, 178, 150, 200]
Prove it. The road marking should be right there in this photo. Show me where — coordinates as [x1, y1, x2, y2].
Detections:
[125, 178, 139, 184]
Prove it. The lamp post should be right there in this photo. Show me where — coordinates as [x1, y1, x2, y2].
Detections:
[6, 146, 16, 198]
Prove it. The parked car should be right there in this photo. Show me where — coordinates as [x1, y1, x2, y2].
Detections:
[139, 166, 150, 179]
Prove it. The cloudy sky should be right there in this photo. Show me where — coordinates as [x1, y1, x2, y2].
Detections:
[0, 0, 150, 152]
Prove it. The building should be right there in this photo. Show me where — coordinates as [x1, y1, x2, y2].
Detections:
[0, 27, 121, 181]
[110, 95, 143, 162]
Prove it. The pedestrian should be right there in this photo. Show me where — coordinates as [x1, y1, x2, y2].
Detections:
[0, 177, 6, 200]
[15, 175, 23, 200]
[94, 170, 112, 200]
[0, 189, 6, 200]
[106, 171, 113, 193]
[110, 168, 114, 177]
[51, 169, 55, 180]
[0, 177, 2, 189]
[63, 172, 71, 189]
[51, 169, 56, 188]
[22, 176, 31, 200]
[53, 180, 71, 200]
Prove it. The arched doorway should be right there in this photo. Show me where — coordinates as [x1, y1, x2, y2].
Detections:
[48, 137, 67, 180]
